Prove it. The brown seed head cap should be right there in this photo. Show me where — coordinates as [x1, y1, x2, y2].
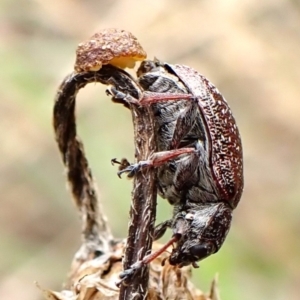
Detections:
[74, 28, 147, 72]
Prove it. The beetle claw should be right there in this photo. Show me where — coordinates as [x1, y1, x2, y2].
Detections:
[117, 163, 140, 178]
[109, 86, 139, 105]
[116, 261, 142, 287]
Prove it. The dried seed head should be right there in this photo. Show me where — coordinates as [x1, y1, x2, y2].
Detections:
[74, 28, 147, 72]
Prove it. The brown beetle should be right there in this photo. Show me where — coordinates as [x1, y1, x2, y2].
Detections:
[112, 59, 243, 270]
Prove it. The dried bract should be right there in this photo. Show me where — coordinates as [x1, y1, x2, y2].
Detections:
[38, 241, 213, 300]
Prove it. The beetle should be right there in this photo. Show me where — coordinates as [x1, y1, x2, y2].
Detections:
[111, 59, 243, 269]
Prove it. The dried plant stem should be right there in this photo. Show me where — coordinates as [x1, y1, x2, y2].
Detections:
[118, 103, 158, 299]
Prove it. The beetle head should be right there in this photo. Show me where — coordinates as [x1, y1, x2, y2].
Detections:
[137, 59, 162, 77]
[169, 202, 232, 267]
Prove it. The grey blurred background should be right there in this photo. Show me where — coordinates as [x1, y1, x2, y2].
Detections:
[1, 0, 300, 299]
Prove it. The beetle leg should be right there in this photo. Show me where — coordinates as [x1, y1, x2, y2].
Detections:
[170, 100, 198, 149]
[117, 235, 179, 286]
[111, 158, 131, 174]
[153, 219, 172, 240]
[140, 91, 194, 104]
[116, 148, 195, 178]
[108, 86, 140, 105]
[173, 151, 200, 190]
[117, 160, 150, 178]
[108, 86, 194, 106]
[173, 142, 206, 191]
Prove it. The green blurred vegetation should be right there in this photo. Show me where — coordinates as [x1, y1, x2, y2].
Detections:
[1, 0, 300, 299]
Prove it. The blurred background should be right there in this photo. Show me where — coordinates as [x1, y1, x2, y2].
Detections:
[1, 0, 300, 299]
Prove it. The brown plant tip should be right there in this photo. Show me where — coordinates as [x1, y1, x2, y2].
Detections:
[74, 28, 147, 72]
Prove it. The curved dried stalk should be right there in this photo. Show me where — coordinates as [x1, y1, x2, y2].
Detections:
[53, 65, 160, 299]
[53, 66, 142, 280]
